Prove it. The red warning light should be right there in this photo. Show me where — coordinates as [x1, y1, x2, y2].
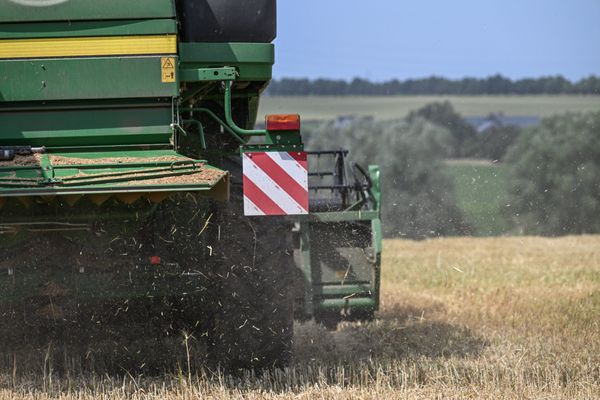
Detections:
[266, 114, 301, 131]
[150, 256, 161, 266]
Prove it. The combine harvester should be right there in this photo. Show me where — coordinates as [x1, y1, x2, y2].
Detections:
[0, 0, 381, 368]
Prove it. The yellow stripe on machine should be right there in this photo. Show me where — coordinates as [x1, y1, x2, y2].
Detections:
[0, 35, 177, 59]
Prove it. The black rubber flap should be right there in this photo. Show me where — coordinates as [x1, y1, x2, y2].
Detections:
[177, 0, 276, 43]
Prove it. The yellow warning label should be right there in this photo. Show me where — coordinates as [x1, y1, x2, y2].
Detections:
[161, 57, 176, 83]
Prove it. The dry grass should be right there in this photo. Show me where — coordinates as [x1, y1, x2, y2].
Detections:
[2, 236, 599, 399]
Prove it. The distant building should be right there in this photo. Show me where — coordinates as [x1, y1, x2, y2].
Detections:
[334, 115, 374, 129]
[465, 113, 540, 133]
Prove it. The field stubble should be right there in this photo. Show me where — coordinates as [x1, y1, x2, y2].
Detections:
[1, 236, 599, 399]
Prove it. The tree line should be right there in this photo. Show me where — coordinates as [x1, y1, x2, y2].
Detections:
[407, 102, 521, 160]
[304, 106, 600, 237]
[303, 116, 471, 238]
[266, 75, 600, 96]
[404, 103, 600, 235]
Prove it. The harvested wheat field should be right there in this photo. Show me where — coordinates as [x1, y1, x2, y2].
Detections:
[1, 236, 599, 399]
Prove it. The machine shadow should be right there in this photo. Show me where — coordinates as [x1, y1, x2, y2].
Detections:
[0, 303, 489, 398]
[293, 302, 488, 365]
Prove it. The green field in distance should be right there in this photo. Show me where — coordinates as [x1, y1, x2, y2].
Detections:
[259, 95, 600, 121]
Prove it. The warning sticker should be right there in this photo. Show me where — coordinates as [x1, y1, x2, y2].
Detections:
[161, 57, 176, 83]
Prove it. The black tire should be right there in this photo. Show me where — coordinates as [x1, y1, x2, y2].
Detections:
[208, 158, 294, 370]
[176, 0, 276, 43]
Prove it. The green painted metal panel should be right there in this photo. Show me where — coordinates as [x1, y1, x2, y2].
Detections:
[0, 183, 219, 198]
[0, 20, 176, 40]
[0, 149, 228, 198]
[0, 150, 188, 179]
[0, 57, 178, 102]
[180, 66, 237, 83]
[0, 106, 173, 146]
[318, 284, 373, 297]
[293, 159, 383, 319]
[0, 0, 176, 23]
[180, 43, 275, 65]
[180, 43, 274, 81]
[299, 210, 380, 223]
[317, 298, 376, 311]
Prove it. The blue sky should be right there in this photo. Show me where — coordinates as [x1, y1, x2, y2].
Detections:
[275, 0, 599, 81]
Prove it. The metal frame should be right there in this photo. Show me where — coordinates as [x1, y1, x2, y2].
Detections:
[294, 150, 382, 321]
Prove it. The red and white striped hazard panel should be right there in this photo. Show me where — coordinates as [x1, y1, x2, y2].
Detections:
[243, 151, 309, 216]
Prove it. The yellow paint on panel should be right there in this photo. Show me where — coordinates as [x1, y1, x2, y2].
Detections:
[0, 35, 177, 59]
